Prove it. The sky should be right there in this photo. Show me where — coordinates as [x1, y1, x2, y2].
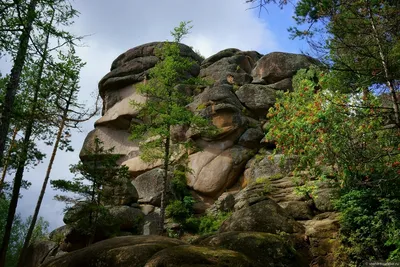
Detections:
[2, 0, 309, 232]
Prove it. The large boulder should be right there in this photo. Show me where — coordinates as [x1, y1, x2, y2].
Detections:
[145, 245, 252, 266]
[187, 83, 248, 140]
[200, 48, 261, 86]
[197, 231, 309, 267]
[235, 84, 276, 117]
[220, 199, 304, 234]
[238, 127, 264, 149]
[41, 235, 186, 267]
[303, 212, 340, 267]
[21, 240, 59, 267]
[251, 52, 317, 84]
[244, 153, 295, 185]
[108, 205, 144, 232]
[187, 145, 254, 197]
[102, 176, 139, 206]
[79, 126, 139, 162]
[40, 235, 252, 267]
[132, 168, 170, 206]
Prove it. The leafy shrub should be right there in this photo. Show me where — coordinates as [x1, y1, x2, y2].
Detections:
[265, 66, 400, 264]
[183, 212, 231, 235]
[334, 189, 400, 265]
[166, 196, 194, 224]
[197, 212, 231, 235]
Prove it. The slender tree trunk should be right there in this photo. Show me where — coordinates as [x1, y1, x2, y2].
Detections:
[160, 134, 170, 235]
[17, 83, 75, 267]
[0, 11, 49, 265]
[0, 0, 38, 166]
[0, 126, 18, 193]
[367, 5, 400, 126]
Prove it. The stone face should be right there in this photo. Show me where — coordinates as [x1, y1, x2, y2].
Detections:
[142, 208, 160, 235]
[95, 85, 147, 129]
[303, 212, 340, 267]
[121, 156, 161, 178]
[235, 84, 276, 117]
[63, 202, 87, 225]
[268, 77, 293, 91]
[99, 42, 202, 101]
[198, 232, 309, 267]
[251, 52, 316, 84]
[220, 199, 304, 234]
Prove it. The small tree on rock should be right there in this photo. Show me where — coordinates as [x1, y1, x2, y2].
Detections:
[51, 137, 131, 246]
[130, 21, 214, 235]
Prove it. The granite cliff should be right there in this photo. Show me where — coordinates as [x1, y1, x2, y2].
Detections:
[28, 43, 339, 267]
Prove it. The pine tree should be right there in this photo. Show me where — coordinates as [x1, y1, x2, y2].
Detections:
[130, 21, 213, 234]
[51, 138, 131, 246]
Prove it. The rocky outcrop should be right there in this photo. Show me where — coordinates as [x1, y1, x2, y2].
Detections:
[220, 199, 304, 234]
[251, 52, 316, 85]
[197, 231, 309, 267]
[39, 234, 310, 267]
[59, 43, 341, 267]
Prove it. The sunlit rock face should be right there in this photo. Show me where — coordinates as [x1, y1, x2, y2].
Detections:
[52, 44, 342, 267]
[80, 42, 315, 202]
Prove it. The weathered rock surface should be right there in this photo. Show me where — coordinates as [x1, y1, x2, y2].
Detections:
[72, 44, 340, 267]
[200, 48, 261, 86]
[220, 199, 304, 234]
[251, 52, 316, 84]
[40, 236, 186, 267]
[99, 42, 202, 111]
[108, 205, 144, 232]
[236, 84, 277, 117]
[40, 235, 254, 267]
[187, 145, 253, 197]
[79, 126, 139, 162]
[132, 168, 170, 206]
[302, 212, 340, 267]
[145, 245, 252, 266]
[197, 231, 309, 267]
[102, 176, 139, 206]
[22, 240, 59, 267]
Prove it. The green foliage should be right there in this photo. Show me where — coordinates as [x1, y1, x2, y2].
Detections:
[51, 137, 130, 243]
[335, 189, 400, 265]
[171, 165, 191, 200]
[0, 197, 49, 267]
[266, 66, 400, 263]
[185, 212, 231, 235]
[130, 21, 215, 233]
[166, 196, 194, 224]
[130, 21, 213, 165]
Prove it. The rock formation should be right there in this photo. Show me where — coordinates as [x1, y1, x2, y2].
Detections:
[29, 42, 340, 267]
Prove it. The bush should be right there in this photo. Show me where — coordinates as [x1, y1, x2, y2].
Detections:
[334, 189, 400, 265]
[265, 66, 400, 264]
